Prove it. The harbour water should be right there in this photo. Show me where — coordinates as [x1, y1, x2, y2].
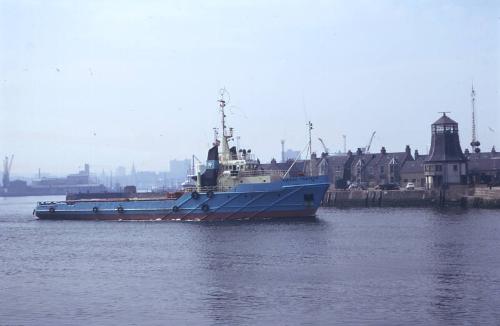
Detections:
[1, 196, 499, 325]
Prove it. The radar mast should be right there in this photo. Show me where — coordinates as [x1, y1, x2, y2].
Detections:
[218, 89, 233, 162]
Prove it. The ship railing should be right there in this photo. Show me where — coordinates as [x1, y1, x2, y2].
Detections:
[37, 201, 59, 206]
[238, 169, 287, 177]
[182, 185, 234, 193]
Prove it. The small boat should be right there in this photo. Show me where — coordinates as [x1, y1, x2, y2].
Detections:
[34, 93, 329, 221]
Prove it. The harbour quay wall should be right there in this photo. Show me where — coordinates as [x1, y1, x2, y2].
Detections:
[322, 190, 435, 208]
[322, 186, 500, 208]
[463, 187, 500, 209]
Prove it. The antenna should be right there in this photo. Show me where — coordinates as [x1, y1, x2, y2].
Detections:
[470, 83, 480, 152]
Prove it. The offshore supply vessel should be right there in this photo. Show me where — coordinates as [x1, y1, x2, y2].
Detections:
[34, 94, 329, 221]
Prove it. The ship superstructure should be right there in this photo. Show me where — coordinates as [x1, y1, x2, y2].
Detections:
[34, 93, 329, 221]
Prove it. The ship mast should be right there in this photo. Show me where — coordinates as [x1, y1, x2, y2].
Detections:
[218, 89, 232, 162]
[307, 121, 313, 176]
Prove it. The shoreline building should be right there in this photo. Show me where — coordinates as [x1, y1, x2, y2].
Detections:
[424, 113, 467, 189]
[316, 145, 414, 188]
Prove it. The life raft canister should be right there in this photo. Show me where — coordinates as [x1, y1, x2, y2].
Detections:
[191, 191, 200, 200]
[49, 207, 55, 213]
[172, 205, 180, 212]
[201, 203, 210, 212]
[117, 206, 124, 213]
[92, 207, 99, 213]
[206, 190, 214, 198]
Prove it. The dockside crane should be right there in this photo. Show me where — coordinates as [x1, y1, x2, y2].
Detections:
[364, 131, 376, 153]
[190, 154, 202, 175]
[2, 154, 14, 188]
[318, 138, 329, 155]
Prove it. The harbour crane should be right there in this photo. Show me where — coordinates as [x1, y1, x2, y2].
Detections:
[2, 154, 14, 188]
[318, 138, 329, 155]
[364, 131, 376, 153]
[190, 154, 202, 175]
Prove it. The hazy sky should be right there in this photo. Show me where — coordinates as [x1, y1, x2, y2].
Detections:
[1, 0, 499, 175]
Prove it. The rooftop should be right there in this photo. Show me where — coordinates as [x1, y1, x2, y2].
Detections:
[433, 113, 458, 125]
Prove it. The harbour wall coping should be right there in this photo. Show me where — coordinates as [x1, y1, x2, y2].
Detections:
[322, 187, 500, 209]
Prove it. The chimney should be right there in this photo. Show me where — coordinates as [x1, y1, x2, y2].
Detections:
[280, 140, 285, 163]
[356, 148, 362, 155]
[414, 149, 419, 160]
[405, 145, 411, 155]
[381, 147, 387, 155]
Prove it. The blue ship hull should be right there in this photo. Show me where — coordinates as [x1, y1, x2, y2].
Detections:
[35, 176, 329, 221]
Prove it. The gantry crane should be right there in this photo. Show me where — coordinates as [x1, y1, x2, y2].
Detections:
[364, 132, 376, 154]
[318, 138, 329, 155]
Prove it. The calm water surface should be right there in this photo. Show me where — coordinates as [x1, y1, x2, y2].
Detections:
[1, 196, 499, 325]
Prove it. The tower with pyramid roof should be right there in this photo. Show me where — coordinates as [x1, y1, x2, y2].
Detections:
[424, 113, 468, 189]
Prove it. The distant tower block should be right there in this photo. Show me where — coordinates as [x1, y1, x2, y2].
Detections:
[281, 140, 285, 163]
[342, 135, 347, 154]
[470, 83, 481, 153]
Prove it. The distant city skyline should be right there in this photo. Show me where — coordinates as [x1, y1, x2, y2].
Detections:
[1, 0, 498, 175]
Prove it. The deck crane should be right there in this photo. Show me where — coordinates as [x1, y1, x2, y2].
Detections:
[318, 138, 329, 155]
[2, 154, 14, 188]
[364, 131, 376, 154]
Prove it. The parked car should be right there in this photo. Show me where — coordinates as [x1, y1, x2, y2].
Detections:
[348, 182, 368, 190]
[405, 182, 415, 190]
[375, 183, 400, 190]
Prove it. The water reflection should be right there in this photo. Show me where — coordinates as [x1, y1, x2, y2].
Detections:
[431, 243, 467, 323]
[2, 198, 500, 325]
[428, 209, 477, 324]
[195, 216, 328, 324]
